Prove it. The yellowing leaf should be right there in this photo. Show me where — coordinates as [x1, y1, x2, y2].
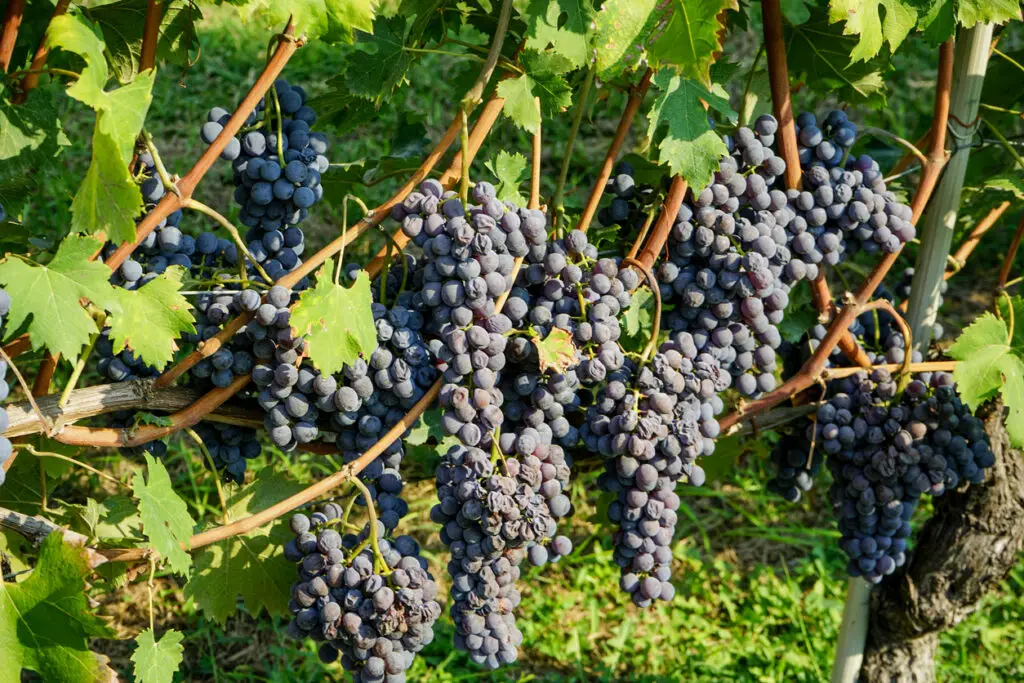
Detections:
[71, 128, 145, 244]
[536, 327, 577, 374]
[184, 471, 305, 622]
[236, 0, 376, 45]
[133, 454, 195, 576]
[592, 0, 665, 79]
[107, 266, 195, 370]
[0, 235, 118, 359]
[131, 629, 184, 683]
[0, 534, 115, 683]
[290, 260, 377, 375]
[516, 0, 595, 68]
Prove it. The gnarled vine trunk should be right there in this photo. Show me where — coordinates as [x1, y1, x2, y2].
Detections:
[862, 403, 1024, 682]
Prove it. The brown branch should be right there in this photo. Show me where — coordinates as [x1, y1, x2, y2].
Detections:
[577, 68, 653, 234]
[997, 210, 1024, 290]
[33, 353, 57, 396]
[0, 506, 118, 569]
[103, 21, 300, 274]
[637, 176, 687, 270]
[0, 0, 25, 72]
[889, 129, 932, 177]
[947, 200, 1011, 277]
[761, 0, 801, 191]
[2, 334, 31, 359]
[11, 0, 68, 103]
[139, 0, 164, 73]
[909, 39, 954, 224]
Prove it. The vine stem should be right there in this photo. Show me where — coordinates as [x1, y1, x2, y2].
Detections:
[551, 64, 595, 232]
[33, 353, 59, 397]
[143, 129, 179, 196]
[11, 0, 68, 103]
[185, 427, 228, 524]
[577, 68, 653, 234]
[140, 0, 164, 73]
[530, 97, 542, 210]
[348, 477, 387, 573]
[102, 20, 301, 275]
[460, 0, 513, 109]
[997, 210, 1024, 290]
[637, 176, 687, 269]
[19, 443, 127, 489]
[859, 126, 928, 166]
[622, 258, 660, 363]
[184, 198, 273, 283]
[0, 0, 24, 72]
[946, 200, 1011, 277]
[459, 106, 471, 205]
[0, 345, 50, 439]
[59, 310, 107, 408]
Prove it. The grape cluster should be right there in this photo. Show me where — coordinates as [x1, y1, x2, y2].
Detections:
[597, 162, 660, 231]
[767, 429, 822, 503]
[192, 422, 262, 484]
[200, 79, 327, 283]
[433, 443, 558, 668]
[284, 507, 441, 682]
[819, 368, 994, 582]
[0, 287, 12, 484]
[585, 332, 725, 605]
[659, 115, 792, 397]
[784, 110, 915, 271]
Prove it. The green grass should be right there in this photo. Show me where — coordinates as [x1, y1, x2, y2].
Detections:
[12, 7, 1024, 683]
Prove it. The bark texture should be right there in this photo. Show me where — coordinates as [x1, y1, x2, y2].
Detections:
[862, 403, 1024, 682]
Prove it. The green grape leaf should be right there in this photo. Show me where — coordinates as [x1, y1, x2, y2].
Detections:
[0, 235, 118, 360]
[515, 0, 595, 68]
[984, 173, 1024, 199]
[996, 353, 1024, 447]
[782, 0, 815, 25]
[592, 0, 665, 79]
[785, 10, 889, 106]
[344, 16, 412, 105]
[496, 50, 573, 134]
[948, 312, 1013, 410]
[66, 495, 143, 542]
[0, 534, 116, 683]
[917, 0, 955, 44]
[996, 295, 1024, 355]
[957, 0, 1021, 27]
[71, 128, 145, 244]
[827, 0, 917, 63]
[235, 0, 377, 45]
[535, 327, 577, 374]
[485, 151, 528, 204]
[619, 286, 656, 355]
[646, 70, 734, 194]
[406, 406, 445, 446]
[132, 454, 195, 577]
[649, 0, 738, 82]
[107, 266, 195, 370]
[290, 260, 378, 376]
[130, 629, 184, 683]
[184, 471, 305, 622]
[0, 86, 70, 181]
[84, 0, 201, 83]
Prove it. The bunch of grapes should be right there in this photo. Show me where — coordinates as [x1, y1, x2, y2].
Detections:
[432, 443, 557, 668]
[585, 331, 725, 606]
[0, 287, 12, 484]
[658, 116, 792, 397]
[200, 79, 327, 284]
[767, 429, 822, 503]
[284, 507, 441, 682]
[597, 162, 660, 232]
[819, 368, 994, 583]
[784, 110, 915, 271]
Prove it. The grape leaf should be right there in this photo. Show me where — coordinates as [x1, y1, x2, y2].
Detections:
[485, 151, 528, 204]
[515, 0, 595, 68]
[107, 266, 195, 370]
[592, 0, 665, 79]
[84, 0, 201, 83]
[948, 312, 1013, 410]
[344, 16, 412, 105]
[70, 128, 145, 244]
[649, 0, 738, 83]
[132, 454, 195, 577]
[184, 471, 305, 622]
[496, 51, 573, 134]
[0, 85, 70, 181]
[0, 235, 118, 360]
[0, 534, 116, 683]
[782, 0, 815, 24]
[827, 0, 917, 63]
[290, 260, 378, 376]
[957, 0, 1021, 27]
[66, 495, 143, 542]
[131, 629, 184, 683]
[235, 0, 377, 45]
[406, 406, 445, 446]
[995, 353, 1024, 447]
[785, 10, 889, 106]
[917, 0, 955, 44]
[646, 70, 734, 194]
[984, 173, 1024, 199]
[996, 295, 1024, 355]
[535, 327, 577, 374]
